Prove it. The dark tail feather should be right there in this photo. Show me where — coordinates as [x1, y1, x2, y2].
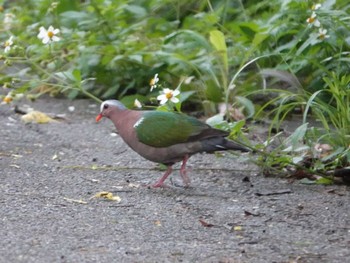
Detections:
[223, 139, 251, 152]
[201, 137, 251, 153]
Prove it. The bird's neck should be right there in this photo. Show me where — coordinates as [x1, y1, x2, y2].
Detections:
[109, 109, 139, 130]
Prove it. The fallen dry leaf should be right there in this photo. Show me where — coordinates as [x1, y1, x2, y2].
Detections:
[128, 183, 140, 188]
[199, 219, 214, 227]
[233, 226, 242, 231]
[244, 210, 260, 217]
[63, 197, 88, 204]
[154, 220, 162, 227]
[92, 191, 121, 202]
[11, 154, 23, 159]
[21, 111, 57, 124]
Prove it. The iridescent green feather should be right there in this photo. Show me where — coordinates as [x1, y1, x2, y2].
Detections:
[134, 111, 215, 147]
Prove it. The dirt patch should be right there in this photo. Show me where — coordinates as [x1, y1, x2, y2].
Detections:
[1, 98, 349, 262]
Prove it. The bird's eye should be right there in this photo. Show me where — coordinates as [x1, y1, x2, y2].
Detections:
[103, 104, 109, 109]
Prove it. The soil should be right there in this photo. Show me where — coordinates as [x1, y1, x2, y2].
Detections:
[1, 98, 349, 263]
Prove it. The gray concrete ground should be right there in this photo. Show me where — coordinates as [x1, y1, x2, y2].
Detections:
[1, 98, 349, 263]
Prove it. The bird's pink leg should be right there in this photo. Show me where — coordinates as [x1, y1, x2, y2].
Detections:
[180, 155, 191, 187]
[152, 165, 173, 188]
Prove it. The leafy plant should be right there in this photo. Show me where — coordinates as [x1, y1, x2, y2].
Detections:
[1, 0, 349, 183]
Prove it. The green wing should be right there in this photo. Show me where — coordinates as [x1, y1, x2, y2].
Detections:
[134, 111, 214, 147]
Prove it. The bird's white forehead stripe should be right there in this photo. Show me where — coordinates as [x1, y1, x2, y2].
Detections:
[100, 101, 107, 112]
[133, 117, 144, 129]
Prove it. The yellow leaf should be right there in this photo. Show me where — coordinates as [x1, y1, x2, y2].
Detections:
[154, 220, 162, 227]
[21, 111, 56, 124]
[92, 191, 121, 202]
[233, 226, 242, 231]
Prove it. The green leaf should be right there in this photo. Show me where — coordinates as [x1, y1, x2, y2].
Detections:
[299, 178, 316, 185]
[205, 114, 224, 127]
[179, 91, 195, 103]
[252, 32, 269, 47]
[55, 71, 75, 82]
[321, 147, 345, 162]
[243, 32, 269, 63]
[283, 123, 309, 151]
[205, 79, 224, 102]
[209, 30, 228, 74]
[229, 120, 246, 135]
[235, 96, 255, 118]
[315, 177, 333, 185]
[124, 5, 147, 17]
[67, 89, 79, 100]
[120, 94, 148, 109]
[72, 69, 81, 82]
[60, 11, 92, 27]
[164, 30, 211, 50]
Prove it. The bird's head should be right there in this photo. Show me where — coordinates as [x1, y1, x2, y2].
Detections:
[96, 100, 127, 122]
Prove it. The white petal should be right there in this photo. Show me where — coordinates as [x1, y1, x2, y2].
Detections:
[313, 3, 322, 10]
[52, 36, 60, 42]
[157, 94, 166, 101]
[38, 29, 47, 39]
[162, 88, 171, 94]
[4, 46, 10, 53]
[42, 37, 50, 44]
[134, 99, 142, 108]
[48, 25, 54, 31]
[53, 28, 60, 34]
[170, 97, 179, 103]
[159, 98, 168, 105]
[314, 20, 321, 27]
[173, 89, 180, 96]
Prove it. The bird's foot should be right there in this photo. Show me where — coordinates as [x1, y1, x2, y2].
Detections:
[144, 165, 173, 188]
[180, 168, 191, 188]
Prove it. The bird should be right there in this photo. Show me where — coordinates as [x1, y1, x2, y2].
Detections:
[96, 100, 250, 188]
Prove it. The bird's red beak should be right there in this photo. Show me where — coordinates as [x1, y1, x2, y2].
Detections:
[96, 113, 103, 122]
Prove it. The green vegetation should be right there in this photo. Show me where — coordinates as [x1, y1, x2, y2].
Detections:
[1, 0, 349, 183]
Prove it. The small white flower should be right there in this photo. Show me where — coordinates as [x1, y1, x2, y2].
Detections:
[312, 3, 322, 10]
[4, 13, 15, 30]
[157, 88, 180, 105]
[134, 99, 142, 108]
[4, 36, 13, 53]
[184, 76, 195, 84]
[318, 28, 330, 40]
[37, 26, 60, 44]
[150, 73, 159, 91]
[306, 12, 321, 27]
